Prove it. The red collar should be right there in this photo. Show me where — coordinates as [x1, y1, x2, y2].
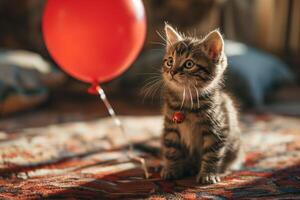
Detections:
[172, 111, 185, 124]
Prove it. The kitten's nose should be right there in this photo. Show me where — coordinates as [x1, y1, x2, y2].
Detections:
[170, 70, 177, 77]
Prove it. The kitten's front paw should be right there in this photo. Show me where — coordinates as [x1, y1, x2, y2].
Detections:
[196, 173, 221, 185]
[160, 167, 184, 180]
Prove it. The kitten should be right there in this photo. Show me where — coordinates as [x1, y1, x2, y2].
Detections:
[160, 24, 243, 184]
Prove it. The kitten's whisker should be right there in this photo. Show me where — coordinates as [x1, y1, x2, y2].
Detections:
[150, 82, 164, 102]
[193, 85, 200, 109]
[142, 85, 157, 102]
[180, 87, 186, 110]
[188, 86, 193, 109]
[142, 80, 160, 91]
[141, 78, 164, 103]
[142, 77, 161, 86]
[141, 79, 162, 94]
[150, 66, 163, 72]
[151, 82, 165, 102]
[143, 74, 162, 80]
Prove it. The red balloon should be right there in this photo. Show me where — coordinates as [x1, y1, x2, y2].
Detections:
[42, 0, 146, 83]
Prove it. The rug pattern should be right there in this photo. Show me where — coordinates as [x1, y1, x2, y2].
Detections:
[1, 114, 300, 199]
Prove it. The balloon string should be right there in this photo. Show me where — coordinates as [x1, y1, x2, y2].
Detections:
[96, 86, 149, 179]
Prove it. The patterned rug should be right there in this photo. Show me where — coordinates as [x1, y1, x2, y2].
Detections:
[1, 114, 300, 199]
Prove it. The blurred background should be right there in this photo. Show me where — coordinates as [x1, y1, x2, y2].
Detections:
[0, 0, 299, 130]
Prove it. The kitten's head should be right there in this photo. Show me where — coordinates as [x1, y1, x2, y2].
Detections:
[162, 24, 227, 93]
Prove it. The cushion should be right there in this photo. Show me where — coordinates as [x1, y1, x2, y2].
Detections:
[225, 40, 295, 107]
[0, 50, 65, 115]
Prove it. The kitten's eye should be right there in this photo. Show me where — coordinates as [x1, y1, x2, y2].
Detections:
[184, 60, 194, 69]
[166, 57, 173, 68]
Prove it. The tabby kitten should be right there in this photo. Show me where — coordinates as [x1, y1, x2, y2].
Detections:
[160, 24, 243, 184]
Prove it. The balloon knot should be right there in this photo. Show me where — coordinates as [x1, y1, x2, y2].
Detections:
[87, 82, 100, 95]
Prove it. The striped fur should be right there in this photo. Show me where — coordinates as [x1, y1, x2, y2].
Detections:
[160, 24, 244, 184]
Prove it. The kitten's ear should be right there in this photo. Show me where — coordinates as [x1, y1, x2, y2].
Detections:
[164, 23, 182, 46]
[202, 30, 224, 61]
